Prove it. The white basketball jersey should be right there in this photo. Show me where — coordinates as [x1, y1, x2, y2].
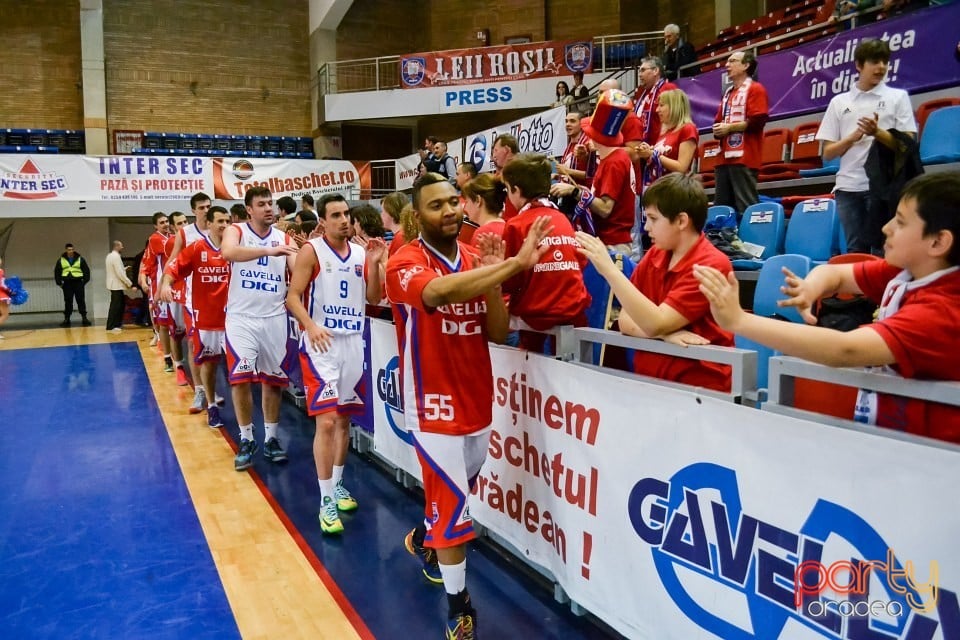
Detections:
[180, 222, 209, 307]
[226, 223, 290, 317]
[303, 237, 367, 335]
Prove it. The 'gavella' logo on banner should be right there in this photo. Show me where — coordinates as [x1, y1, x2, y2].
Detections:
[628, 463, 957, 639]
[1, 158, 68, 199]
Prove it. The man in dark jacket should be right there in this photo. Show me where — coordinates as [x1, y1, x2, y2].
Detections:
[663, 23, 697, 81]
[54, 243, 91, 327]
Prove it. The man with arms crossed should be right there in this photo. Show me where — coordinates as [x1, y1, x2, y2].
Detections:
[221, 187, 298, 470]
[286, 193, 387, 534]
[160, 206, 232, 429]
[386, 172, 552, 639]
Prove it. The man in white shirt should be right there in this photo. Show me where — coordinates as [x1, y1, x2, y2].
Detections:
[105, 240, 133, 332]
[816, 39, 916, 254]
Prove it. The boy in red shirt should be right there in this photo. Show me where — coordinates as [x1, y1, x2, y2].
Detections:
[577, 172, 734, 391]
[694, 172, 960, 443]
[501, 153, 591, 351]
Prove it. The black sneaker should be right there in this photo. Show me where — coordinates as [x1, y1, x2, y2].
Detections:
[81, 318, 92, 327]
[59, 320, 71, 328]
[444, 610, 477, 640]
[263, 437, 287, 463]
[405, 528, 443, 584]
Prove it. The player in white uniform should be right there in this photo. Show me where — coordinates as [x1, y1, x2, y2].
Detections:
[286, 194, 387, 534]
[221, 186, 298, 471]
[166, 193, 214, 413]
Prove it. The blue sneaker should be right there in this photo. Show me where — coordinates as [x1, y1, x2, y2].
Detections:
[206, 405, 223, 429]
[444, 610, 477, 640]
[404, 528, 443, 584]
[263, 437, 287, 463]
[234, 439, 258, 471]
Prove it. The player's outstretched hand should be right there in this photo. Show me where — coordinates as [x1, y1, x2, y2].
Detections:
[514, 215, 554, 270]
[777, 266, 818, 325]
[475, 232, 506, 267]
[269, 243, 299, 257]
[693, 265, 744, 331]
[365, 237, 388, 265]
[574, 231, 618, 277]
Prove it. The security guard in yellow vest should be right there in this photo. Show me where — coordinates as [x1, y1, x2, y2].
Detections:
[53, 243, 91, 327]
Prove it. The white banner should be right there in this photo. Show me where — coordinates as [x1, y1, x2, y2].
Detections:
[0, 154, 365, 202]
[394, 152, 422, 193]
[467, 106, 567, 173]
[368, 319, 960, 640]
[371, 319, 422, 480]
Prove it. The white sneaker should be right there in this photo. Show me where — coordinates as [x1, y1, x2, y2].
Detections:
[189, 386, 207, 415]
[149, 333, 158, 346]
[109, 328, 123, 334]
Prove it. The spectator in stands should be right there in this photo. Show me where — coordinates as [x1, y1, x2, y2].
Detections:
[461, 173, 506, 247]
[816, 39, 916, 255]
[54, 242, 92, 328]
[455, 161, 477, 192]
[556, 111, 594, 187]
[571, 70, 590, 104]
[380, 191, 408, 243]
[632, 56, 677, 147]
[577, 172, 734, 391]
[431, 141, 458, 186]
[662, 24, 697, 81]
[630, 89, 699, 187]
[491, 133, 518, 174]
[420, 136, 441, 173]
[501, 153, 591, 352]
[553, 81, 573, 108]
[278, 195, 298, 222]
[230, 203, 249, 223]
[694, 172, 960, 443]
[712, 50, 768, 214]
[550, 90, 636, 253]
[350, 203, 386, 241]
[301, 193, 315, 215]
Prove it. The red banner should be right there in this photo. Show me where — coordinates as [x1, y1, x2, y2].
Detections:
[400, 40, 592, 89]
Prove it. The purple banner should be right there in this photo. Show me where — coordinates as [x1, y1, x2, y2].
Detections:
[678, 3, 960, 131]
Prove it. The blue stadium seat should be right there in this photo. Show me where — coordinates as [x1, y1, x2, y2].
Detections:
[582, 251, 636, 365]
[281, 137, 297, 154]
[731, 202, 786, 270]
[706, 205, 735, 227]
[798, 155, 839, 177]
[739, 253, 812, 388]
[919, 105, 960, 165]
[297, 137, 313, 154]
[784, 198, 839, 264]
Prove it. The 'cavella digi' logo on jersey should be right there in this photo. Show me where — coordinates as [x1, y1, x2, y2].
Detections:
[1, 159, 68, 200]
[629, 463, 957, 640]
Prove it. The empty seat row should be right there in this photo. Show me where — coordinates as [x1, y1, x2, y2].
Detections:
[142, 132, 313, 155]
[131, 147, 314, 158]
[0, 128, 85, 153]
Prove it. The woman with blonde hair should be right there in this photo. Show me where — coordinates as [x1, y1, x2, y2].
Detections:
[633, 88, 699, 189]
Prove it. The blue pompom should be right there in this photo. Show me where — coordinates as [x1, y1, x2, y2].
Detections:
[5, 276, 29, 306]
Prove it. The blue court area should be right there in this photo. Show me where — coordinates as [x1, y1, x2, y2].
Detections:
[220, 391, 620, 639]
[0, 343, 239, 640]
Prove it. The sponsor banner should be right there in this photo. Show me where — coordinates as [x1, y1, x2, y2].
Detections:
[370, 319, 422, 480]
[212, 157, 366, 201]
[468, 106, 567, 173]
[0, 154, 368, 202]
[679, 3, 960, 129]
[395, 152, 422, 193]
[401, 40, 592, 89]
[368, 323, 960, 639]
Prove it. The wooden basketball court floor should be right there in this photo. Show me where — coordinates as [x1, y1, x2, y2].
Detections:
[0, 327, 620, 639]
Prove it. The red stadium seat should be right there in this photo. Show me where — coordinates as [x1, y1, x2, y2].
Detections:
[698, 140, 721, 188]
[759, 129, 802, 182]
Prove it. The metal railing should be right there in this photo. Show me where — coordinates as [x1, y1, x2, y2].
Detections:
[317, 31, 665, 97]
